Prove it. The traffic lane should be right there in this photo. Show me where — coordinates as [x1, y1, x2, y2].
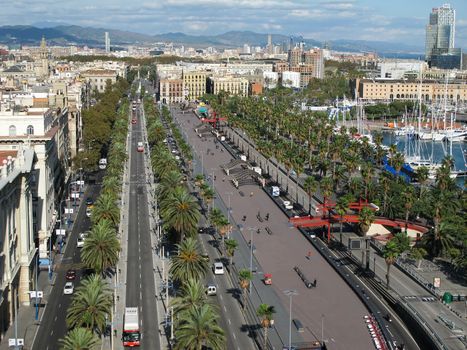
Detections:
[137, 146, 160, 349]
[198, 230, 254, 350]
[174, 109, 373, 350]
[33, 184, 95, 350]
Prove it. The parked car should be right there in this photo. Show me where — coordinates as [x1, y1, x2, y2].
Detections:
[206, 284, 217, 296]
[86, 198, 94, 206]
[201, 254, 210, 262]
[65, 269, 76, 280]
[64, 282, 74, 295]
[213, 262, 224, 275]
[86, 208, 92, 217]
[132, 119, 137, 124]
[77, 237, 85, 248]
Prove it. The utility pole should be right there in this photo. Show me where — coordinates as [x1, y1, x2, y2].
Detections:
[284, 290, 298, 350]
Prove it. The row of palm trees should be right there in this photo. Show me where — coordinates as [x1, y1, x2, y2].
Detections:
[144, 97, 227, 349]
[204, 90, 466, 277]
[59, 91, 131, 349]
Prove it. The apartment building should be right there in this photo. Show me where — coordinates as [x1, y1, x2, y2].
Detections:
[0, 148, 36, 336]
[159, 78, 184, 104]
[80, 69, 117, 93]
[182, 71, 206, 100]
[355, 79, 467, 103]
[207, 76, 249, 97]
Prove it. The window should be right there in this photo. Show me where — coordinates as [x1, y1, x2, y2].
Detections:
[27, 125, 34, 135]
[9, 125, 16, 136]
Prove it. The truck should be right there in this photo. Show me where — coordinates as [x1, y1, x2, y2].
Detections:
[122, 307, 140, 347]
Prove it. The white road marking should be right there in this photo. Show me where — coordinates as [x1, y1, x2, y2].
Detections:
[228, 319, 231, 325]
[50, 330, 54, 336]
[223, 305, 227, 312]
[54, 316, 57, 322]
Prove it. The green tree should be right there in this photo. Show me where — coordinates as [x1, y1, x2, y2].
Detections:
[335, 195, 351, 241]
[91, 192, 120, 227]
[303, 176, 318, 215]
[170, 278, 211, 315]
[160, 187, 200, 241]
[174, 304, 225, 350]
[383, 239, 400, 289]
[66, 275, 112, 333]
[59, 327, 100, 350]
[256, 304, 276, 350]
[169, 238, 208, 284]
[358, 207, 375, 237]
[410, 247, 427, 269]
[225, 239, 238, 266]
[82, 219, 120, 275]
[402, 185, 416, 233]
[238, 269, 252, 309]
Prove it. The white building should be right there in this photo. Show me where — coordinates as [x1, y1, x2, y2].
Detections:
[281, 71, 301, 89]
[0, 148, 36, 336]
[379, 60, 427, 80]
[263, 71, 279, 89]
[0, 105, 70, 261]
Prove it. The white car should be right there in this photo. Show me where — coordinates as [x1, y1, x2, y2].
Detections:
[77, 237, 85, 248]
[86, 208, 92, 217]
[213, 262, 224, 275]
[64, 282, 74, 295]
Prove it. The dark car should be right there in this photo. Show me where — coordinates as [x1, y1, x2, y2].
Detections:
[65, 269, 76, 280]
[86, 198, 93, 206]
[132, 119, 137, 124]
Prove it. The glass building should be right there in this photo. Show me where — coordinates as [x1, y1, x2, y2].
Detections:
[425, 4, 456, 65]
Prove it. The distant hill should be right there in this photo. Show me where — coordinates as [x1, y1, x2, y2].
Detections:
[0, 25, 424, 55]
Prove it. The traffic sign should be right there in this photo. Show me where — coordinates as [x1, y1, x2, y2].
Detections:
[9, 338, 24, 346]
[29, 291, 43, 298]
[56, 229, 66, 236]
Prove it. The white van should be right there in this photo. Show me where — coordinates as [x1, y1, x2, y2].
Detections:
[213, 262, 224, 275]
[206, 284, 217, 296]
[282, 200, 293, 210]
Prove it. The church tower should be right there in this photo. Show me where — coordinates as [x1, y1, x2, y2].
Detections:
[39, 36, 49, 79]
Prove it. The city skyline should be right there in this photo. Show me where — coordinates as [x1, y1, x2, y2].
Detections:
[1, 0, 466, 48]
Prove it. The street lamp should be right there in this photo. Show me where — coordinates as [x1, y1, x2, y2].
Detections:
[225, 192, 233, 238]
[247, 227, 257, 294]
[284, 290, 298, 350]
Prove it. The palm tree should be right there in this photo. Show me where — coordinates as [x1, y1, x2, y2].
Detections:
[390, 152, 405, 174]
[238, 269, 252, 309]
[225, 239, 238, 266]
[59, 328, 100, 350]
[91, 192, 120, 227]
[410, 247, 427, 269]
[101, 176, 121, 197]
[402, 185, 415, 233]
[66, 275, 112, 333]
[170, 278, 212, 315]
[358, 207, 375, 237]
[157, 170, 183, 200]
[256, 304, 276, 350]
[174, 304, 225, 350]
[383, 239, 400, 288]
[335, 195, 351, 242]
[160, 187, 200, 241]
[169, 238, 208, 283]
[303, 176, 318, 215]
[82, 219, 120, 275]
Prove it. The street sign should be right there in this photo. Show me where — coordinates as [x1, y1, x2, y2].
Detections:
[56, 229, 66, 236]
[64, 208, 74, 214]
[29, 291, 43, 298]
[9, 338, 24, 346]
[70, 192, 80, 199]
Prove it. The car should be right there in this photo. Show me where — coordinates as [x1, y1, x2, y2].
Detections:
[86, 208, 92, 217]
[137, 142, 144, 152]
[213, 262, 224, 275]
[131, 119, 137, 124]
[64, 282, 74, 295]
[201, 254, 210, 262]
[86, 198, 93, 206]
[206, 284, 217, 296]
[77, 237, 85, 248]
[66, 269, 76, 280]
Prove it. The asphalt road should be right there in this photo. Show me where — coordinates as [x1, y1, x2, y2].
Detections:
[33, 175, 102, 350]
[125, 102, 160, 349]
[171, 106, 375, 350]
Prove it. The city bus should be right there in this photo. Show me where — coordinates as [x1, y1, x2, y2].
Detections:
[122, 307, 140, 347]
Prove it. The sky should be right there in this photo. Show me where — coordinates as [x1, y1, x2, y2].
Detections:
[1, 0, 466, 47]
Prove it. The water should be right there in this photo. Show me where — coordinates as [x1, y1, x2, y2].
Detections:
[381, 131, 466, 188]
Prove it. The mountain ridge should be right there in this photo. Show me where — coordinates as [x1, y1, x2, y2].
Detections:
[0, 25, 424, 55]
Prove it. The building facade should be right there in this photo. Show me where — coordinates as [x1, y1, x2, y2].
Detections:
[425, 4, 457, 66]
[0, 148, 36, 337]
[182, 71, 206, 101]
[159, 78, 184, 104]
[80, 69, 117, 93]
[207, 76, 249, 96]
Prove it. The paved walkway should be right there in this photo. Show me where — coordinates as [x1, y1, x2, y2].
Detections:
[0, 188, 85, 350]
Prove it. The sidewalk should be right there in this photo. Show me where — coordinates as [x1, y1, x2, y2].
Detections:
[0, 189, 84, 350]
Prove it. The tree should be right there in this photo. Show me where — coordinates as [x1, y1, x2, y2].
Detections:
[303, 176, 318, 215]
[238, 269, 252, 309]
[256, 304, 276, 350]
[401, 185, 415, 233]
[225, 239, 238, 266]
[358, 207, 375, 237]
[91, 192, 120, 227]
[335, 195, 351, 241]
[59, 327, 100, 350]
[174, 304, 225, 350]
[66, 275, 112, 333]
[169, 238, 208, 284]
[383, 239, 400, 289]
[170, 278, 211, 315]
[160, 187, 200, 241]
[410, 247, 427, 269]
[82, 219, 120, 275]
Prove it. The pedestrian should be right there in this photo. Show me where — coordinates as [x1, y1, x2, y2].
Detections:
[257, 228, 260, 234]
[313, 279, 317, 287]
[222, 177, 225, 182]
[265, 213, 269, 221]
[250, 191, 254, 197]
[242, 215, 247, 221]
[214, 175, 217, 181]
[307, 251, 312, 259]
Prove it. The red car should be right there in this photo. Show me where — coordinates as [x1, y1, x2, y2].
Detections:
[131, 119, 137, 124]
[65, 269, 76, 280]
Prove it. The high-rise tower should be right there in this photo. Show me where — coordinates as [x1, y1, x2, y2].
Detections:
[105, 32, 110, 53]
[425, 4, 455, 63]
